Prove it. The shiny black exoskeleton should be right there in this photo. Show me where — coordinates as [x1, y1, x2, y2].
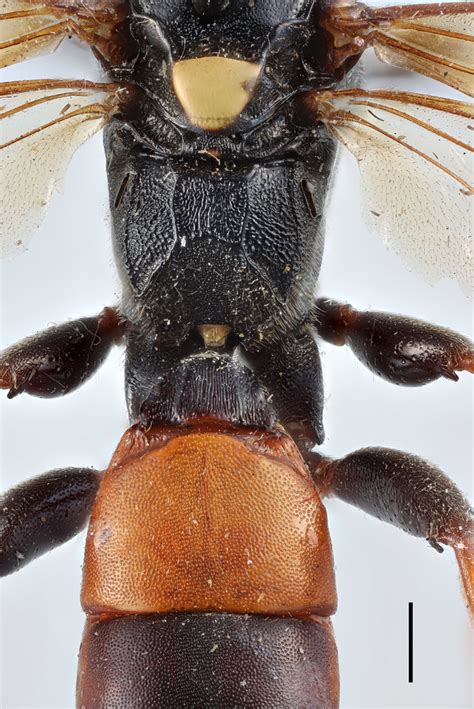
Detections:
[103, 0, 343, 442]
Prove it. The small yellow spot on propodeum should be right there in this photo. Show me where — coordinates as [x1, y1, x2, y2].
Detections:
[173, 56, 260, 131]
[198, 324, 232, 348]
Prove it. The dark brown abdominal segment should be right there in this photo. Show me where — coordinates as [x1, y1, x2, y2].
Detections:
[77, 613, 339, 709]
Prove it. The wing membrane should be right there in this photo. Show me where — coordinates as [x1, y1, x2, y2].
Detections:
[0, 2, 65, 67]
[0, 80, 123, 257]
[0, 0, 127, 68]
[303, 89, 473, 295]
[323, 2, 474, 96]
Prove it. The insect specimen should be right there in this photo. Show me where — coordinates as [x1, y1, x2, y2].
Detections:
[0, 3, 474, 704]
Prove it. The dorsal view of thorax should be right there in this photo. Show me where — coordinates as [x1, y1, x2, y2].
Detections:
[81, 423, 337, 617]
[104, 0, 339, 345]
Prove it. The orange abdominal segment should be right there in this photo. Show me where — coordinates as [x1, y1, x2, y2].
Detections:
[81, 426, 337, 618]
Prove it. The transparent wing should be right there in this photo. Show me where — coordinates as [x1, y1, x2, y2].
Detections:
[303, 89, 473, 295]
[0, 80, 123, 257]
[0, 1, 65, 67]
[371, 4, 474, 97]
[0, 0, 127, 68]
[323, 2, 474, 96]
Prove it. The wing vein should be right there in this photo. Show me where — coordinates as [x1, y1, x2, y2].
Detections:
[373, 30, 474, 74]
[0, 105, 109, 151]
[327, 89, 474, 118]
[348, 99, 473, 153]
[0, 91, 100, 121]
[331, 110, 473, 193]
[393, 21, 474, 42]
[0, 22, 67, 51]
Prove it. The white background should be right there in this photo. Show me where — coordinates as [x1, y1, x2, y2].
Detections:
[0, 3, 472, 707]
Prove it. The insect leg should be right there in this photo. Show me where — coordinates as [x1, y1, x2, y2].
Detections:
[309, 447, 473, 615]
[77, 613, 339, 708]
[0, 467, 101, 576]
[312, 298, 473, 386]
[0, 307, 125, 398]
